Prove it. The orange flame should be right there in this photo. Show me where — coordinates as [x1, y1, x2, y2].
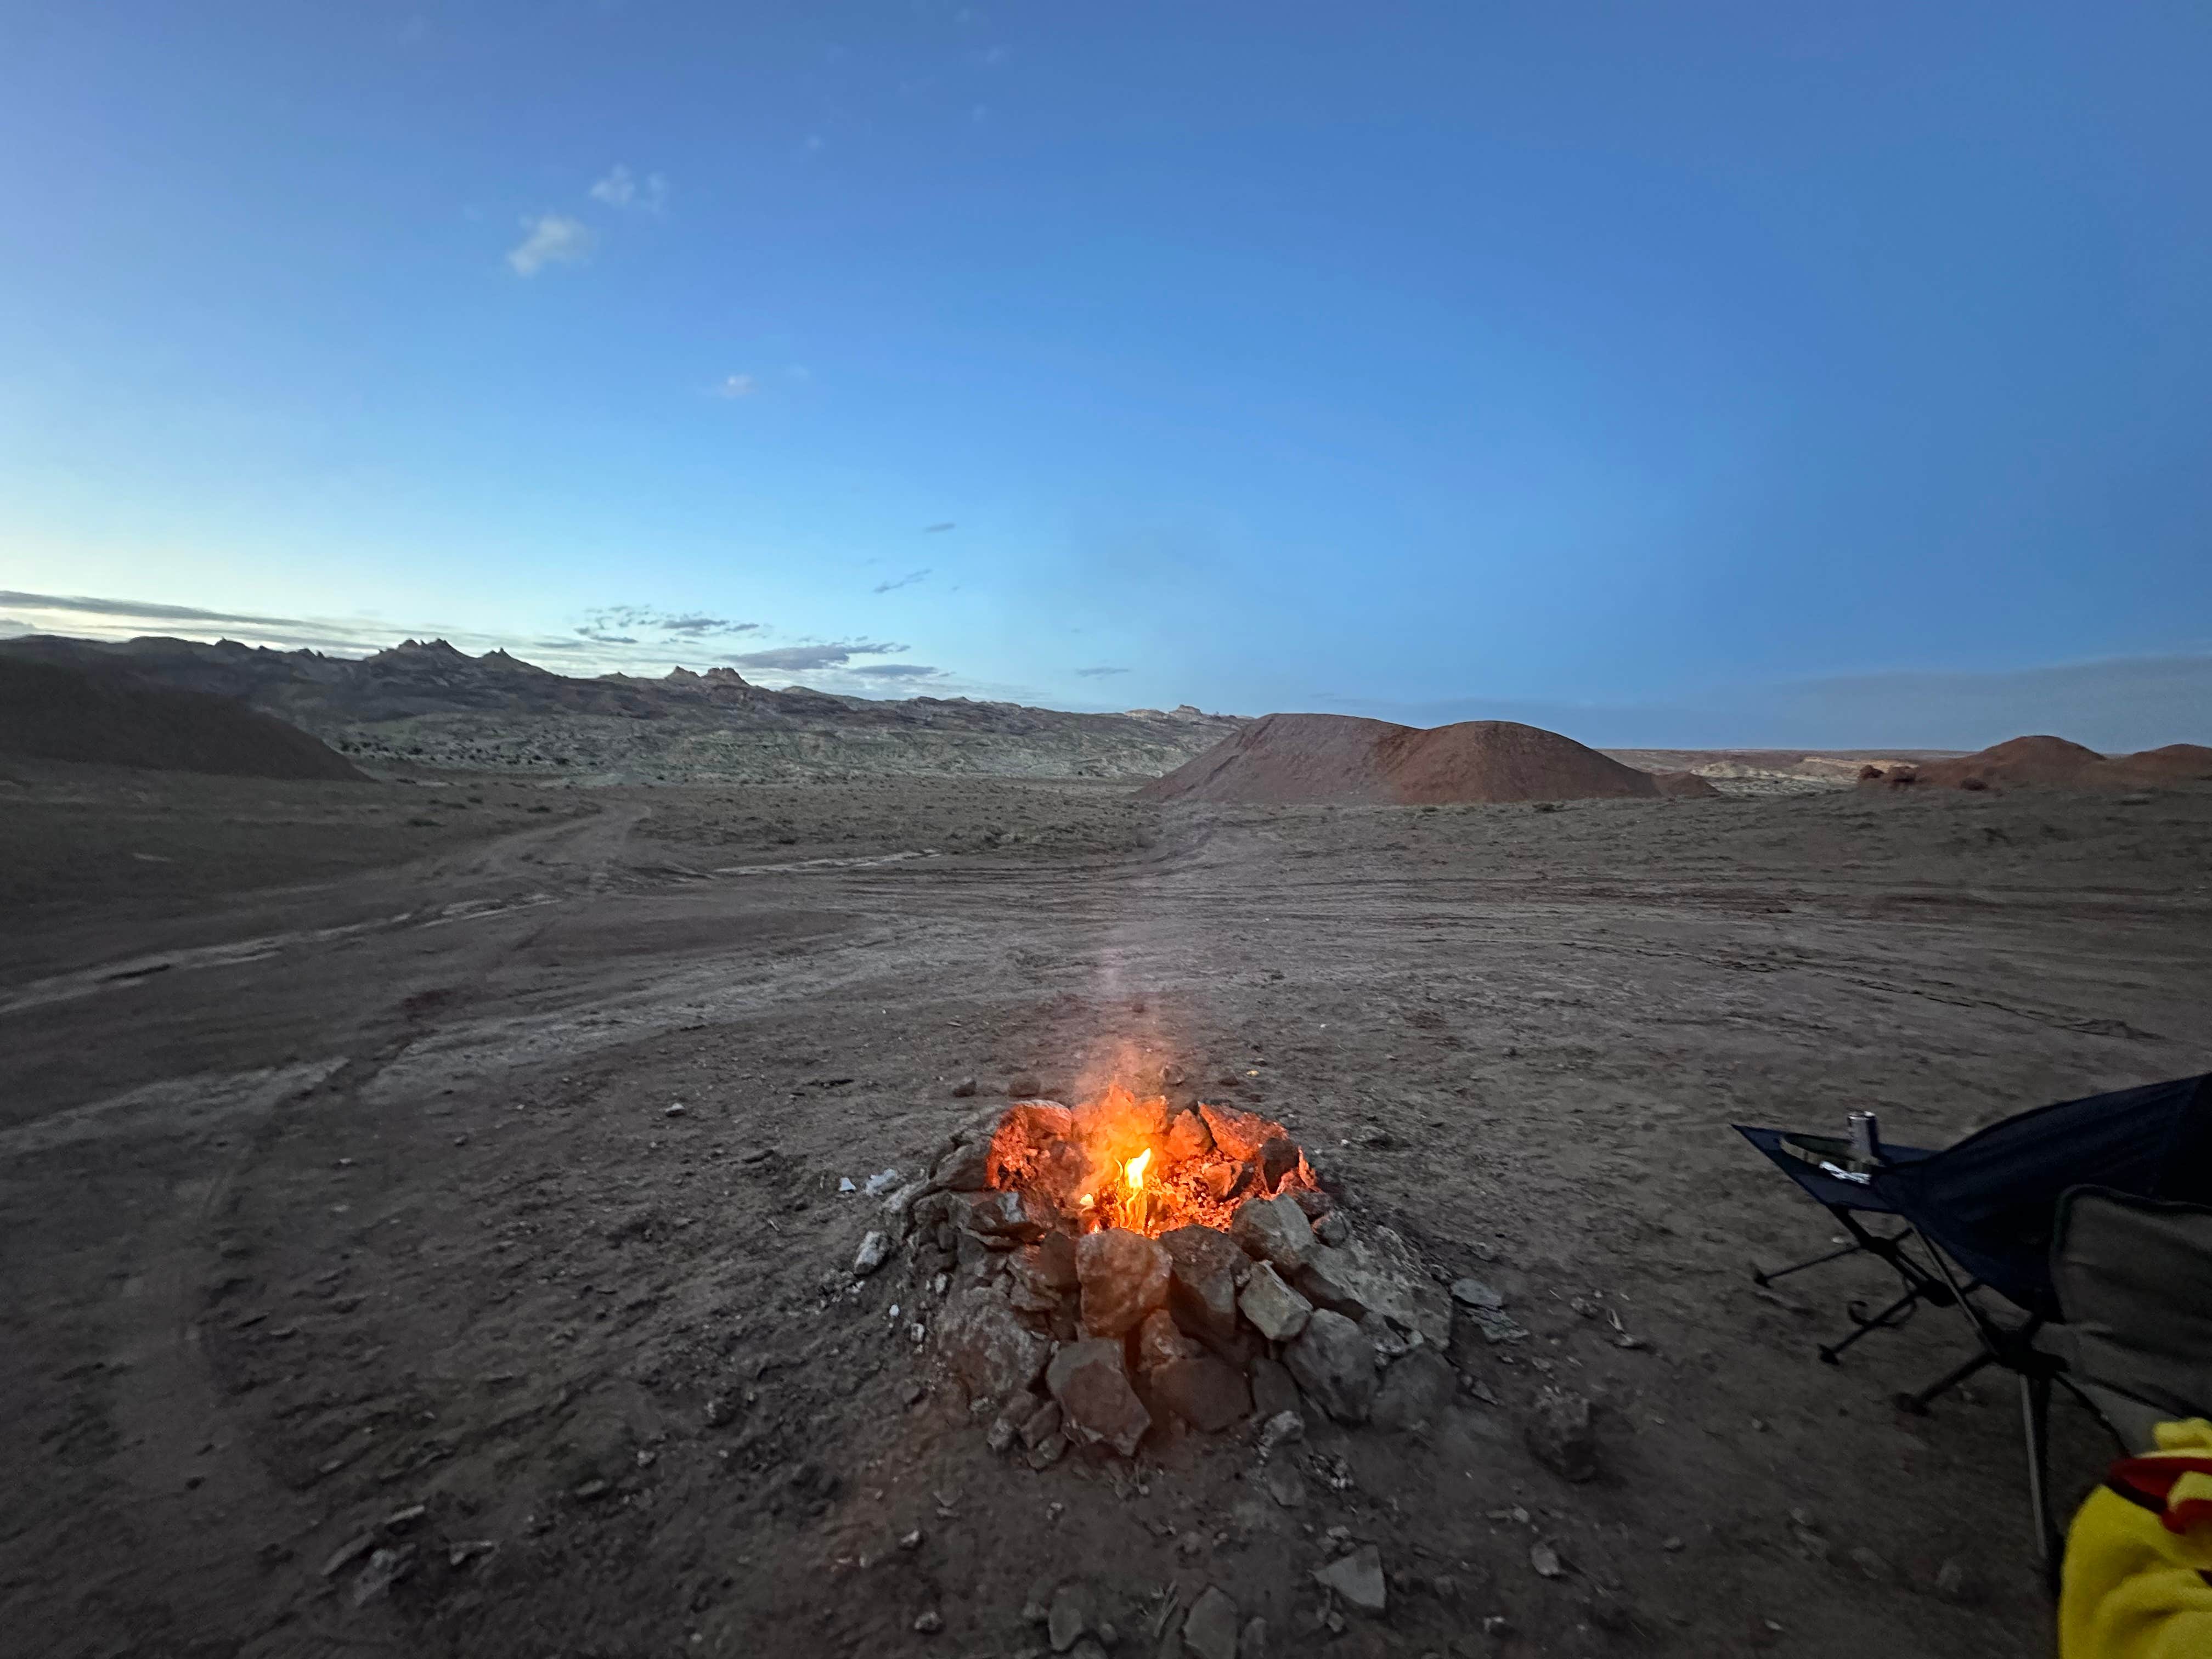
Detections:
[1124, 1148, 1152, 1192]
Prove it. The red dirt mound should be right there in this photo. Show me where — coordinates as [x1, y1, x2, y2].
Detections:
[1139, 713, 1662, 805]
[0, 657, 368, 781]
[2117, 743, 2212, 783]
[1860, 735, 2212, 792]
[1650, 770, 1724, 799]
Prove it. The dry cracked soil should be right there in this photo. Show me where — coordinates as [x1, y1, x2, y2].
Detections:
[3, 759, 2210, 1659]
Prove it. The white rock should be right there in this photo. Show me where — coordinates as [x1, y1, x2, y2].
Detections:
[853, 1231, 891, 1277]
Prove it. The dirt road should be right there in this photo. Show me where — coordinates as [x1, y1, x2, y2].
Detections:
[4, 769, 2208, 1658]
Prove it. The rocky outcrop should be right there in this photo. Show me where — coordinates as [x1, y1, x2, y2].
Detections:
[0, 633, 1246, 783]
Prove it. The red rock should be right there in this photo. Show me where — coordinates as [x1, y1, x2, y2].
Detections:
[1199, 1103, 1286, 1161]
[938, 1286, 1051, 1405]
[1166, 1109, 1214, 1162]
[1159, 1224, 1248, 1344]
[1047, 1338, 1150, 1456]
[1150, 1354, 1252, 1434]
[1076, 1227, 1171, 1338]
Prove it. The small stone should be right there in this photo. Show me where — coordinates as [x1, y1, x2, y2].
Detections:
[1020, 1401, 1064, 1450]
[1166, 1109, 1214, 1161]
[1283, 1309, 1377, 1424]
[1530, 1542, 1564, 1578]
[1370, 1347, 1455, 1432]
[664, 1103, 686, 1116]
[958, 1188, 1047, 1244]
[1096, 1621, 1119, 1649]
[852, 1231, 891, 1277]
[1523, 1387, 1598, 1482]
[951, 1077, 979, 1097]
[1007, 1073, 1043, 1098]
[1199, 1103, 1282, 1161]
[1229, 1195, 1317, 1273]
[1138, 1308, 1205, 1373]
[1076, 1228, 1172, 1339]
[1466, 1306, 1529, 1344]
[572, 1478, 610, 1500]
[1256, 1409, 1305, 1457]
[1249, 1357, 1302, 1421]
[318, 1531, 377, 1579]
[1199, 1162, 1250, 1203]
[1661, 1535, 1684, 1552]
[1237, 1262, 1313, 1341]
[1236, 1617, 1267, 1659]
[1047, 1339, 1152, 1457]
[1313, 1544, 1387, 1613]
[1182, 1585, 1239, 1659]
[1314, 1210, 1349, 1246]
[1160, 1226, 1249, 1345]
[932, 1141, 992, 1192]
[913, 1608, 943, 1634]
[986, 1415, 1020, 1454]
[1263, 1462, 1305, 1509]
[1449, 1277, 1505, 1311]
[899, 1527, 924, 1551]
[1049, 1583, 1090, 1651]
[1848, 1545, 1891, 1582]
[1151, 1355, 1252, 1433]
[1026, 1431, 1068, 1469]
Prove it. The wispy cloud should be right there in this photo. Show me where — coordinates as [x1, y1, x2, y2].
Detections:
[729, 640, 907, 673]
[853, 663, 940, 680]
[588, 165, 669, 212]
[507, 214, 595, 276]
[713, 374, 758, 399]
[580, 606, 760, 644]
[873, 568, 931, 595]
[1074, 665, 1130, 678]
[924, 522, 955, 533]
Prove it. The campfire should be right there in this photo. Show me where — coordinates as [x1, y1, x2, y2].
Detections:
[985, 1083, 1322, 1239]
[896, 1073, 1469, 1469]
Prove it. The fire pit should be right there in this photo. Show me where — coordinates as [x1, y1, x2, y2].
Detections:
[898, 1079, 1469, 1467]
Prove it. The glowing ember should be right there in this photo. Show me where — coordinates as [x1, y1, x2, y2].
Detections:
[986, 1080, 1315, 1238]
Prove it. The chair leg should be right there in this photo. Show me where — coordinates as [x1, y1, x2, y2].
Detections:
[1894, 1348, 1995, 1415]
[1819, 1285, 1924, 1364]
[2023, 1372, 2059, 1597]
[1751, 1239, 1863, 1286]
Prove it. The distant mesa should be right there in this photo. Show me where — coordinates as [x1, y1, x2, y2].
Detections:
[0, 657, 366, 781]
[1139, 713, 1666, 805]
[0, 631, 1248, 784]
[1860, 735, 2212, 792]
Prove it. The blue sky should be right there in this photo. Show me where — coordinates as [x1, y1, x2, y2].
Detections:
[3, 2, 2208, 747]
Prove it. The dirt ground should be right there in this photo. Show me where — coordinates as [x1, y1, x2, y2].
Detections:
[3, 762, 2209, 1659]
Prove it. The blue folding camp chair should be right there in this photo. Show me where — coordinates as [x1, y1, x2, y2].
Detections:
[1746, 1073, 2212, 1588]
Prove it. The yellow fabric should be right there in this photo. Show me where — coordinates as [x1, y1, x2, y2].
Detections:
[2061, 1420, 2212, 1659]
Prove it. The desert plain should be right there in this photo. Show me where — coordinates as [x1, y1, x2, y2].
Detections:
[3, 758, 2210, 1659]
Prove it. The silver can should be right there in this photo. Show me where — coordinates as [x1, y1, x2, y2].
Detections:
[1848, 1110, 1881, 1167]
